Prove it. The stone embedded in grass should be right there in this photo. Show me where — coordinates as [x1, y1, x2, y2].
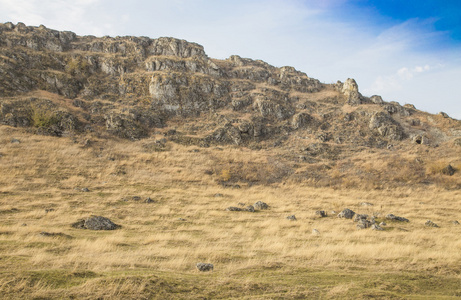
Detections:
[353, 214, 368, 222]
[315, 210, 327, 218]
[371, 224, 384, 231]
[10, 138, 20, 143]
[254, 201, 269, 210]
[379, 222, 387, 226]
[196, 263, 214, 272]
[356, 219, 372, 229]
[144, 197, 154, 203]
[245, 205, 255, 212]
[359, 202, 374, 207]
[40, 231, 73, 239]
[441, 164, 455, 176]
[386, 214, 409, 222]
[425, 220, 439, 228]
[226, 206, 243, 211]
[286, 215, 297, 221]
[452, 220, 460, 225]
[337, 208, 355, 219]
[312, 229, 320, 235]
[72, 216, 121, 230]
[81, 188, 90, 192]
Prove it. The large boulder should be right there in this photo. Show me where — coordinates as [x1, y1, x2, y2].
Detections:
[337, 208, 355, 219]
[72, 216, 121, 230]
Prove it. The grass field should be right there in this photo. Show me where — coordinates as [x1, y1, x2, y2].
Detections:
[1, 125, 461, 299]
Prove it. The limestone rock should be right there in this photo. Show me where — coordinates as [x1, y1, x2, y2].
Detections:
[312, 229, 320, 235]
[425, 220, 439, 228]
[254, 201, 269, 210]
[337, 208, 355, 219]
[370, 95, 384, 104]
[371, 224, 384, 231]
[315, 210, 327, 218]
[225, 207, 243, 211]
[357, 219, 372, 229]
[353, 214, 368, 222]
[72, 216, 121, 230]
[441, 164, 455, 176]
[341, 78, 362, 105]
[196, 263, 214, 272]
[245, 205, 255, 212]
[286, 215, 297, 221]
[386, 214, 409, 222]
[369, 112, 404, 140]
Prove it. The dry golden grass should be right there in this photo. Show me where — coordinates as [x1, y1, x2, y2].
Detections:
[1, 125, 461, 298]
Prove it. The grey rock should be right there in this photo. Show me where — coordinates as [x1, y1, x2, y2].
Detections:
[315, 210, 327, 218]
[356, 219, 372, 229]
[144, 197, 155, 203]
[353, 214, 368, 222]
[370, 95, 384, 104]
[359, 202, 374, 207]
[425, 220, 439, 228]
[386, 214, 409, 222]
[441, 164, 455, 176]
[196, 263, 214, 272]
[45, 208, 55, 213]
[81, 188, 90, 192]
[286, 215, 297, 221]
[40, 231, 73, 238]
[11, 138, 20, 143]
[226, 207, 243, 211]
[371, 224, 384, 231]
[254, 201, 269, 210]
[312, 229, 320, 235]
[338, 208, 356, 219]
[214, 193, 224, 197]
[245, 205, 255, 212]
[452, 220, 460, 225]
[72, 216, 121, 230]
[379, 222, 387, 226]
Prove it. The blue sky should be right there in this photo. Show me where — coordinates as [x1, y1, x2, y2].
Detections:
[1, 0, 460, 119]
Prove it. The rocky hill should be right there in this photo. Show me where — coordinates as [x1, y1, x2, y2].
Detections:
[1, 22, 461, 188]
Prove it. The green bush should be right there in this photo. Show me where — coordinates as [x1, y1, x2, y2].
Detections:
[30, 105, 59, 128]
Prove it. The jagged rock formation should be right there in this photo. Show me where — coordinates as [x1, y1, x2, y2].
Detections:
[0, 22, 460, 154]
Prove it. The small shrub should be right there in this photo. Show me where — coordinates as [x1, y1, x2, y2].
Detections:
[30, 105, 59, 128]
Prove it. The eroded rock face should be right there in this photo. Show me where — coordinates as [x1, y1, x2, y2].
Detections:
[341, 78, 362, 105]
[369, 112, 404, 140]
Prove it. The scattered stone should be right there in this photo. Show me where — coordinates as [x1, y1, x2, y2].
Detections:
[81, 188, 90, 192]
[386, 214, 409, 222]
[286, 215, 297, 221]
[379, 222, 386, 226]
[214, 193, 223, 197]
[21, 223, 27, 226]
[178, 218, 186, 221]
[144, 197, 155, 203]
[371, 224, 384, 231]
[312, 229, 320, 235]
[238, 202, 246, 207]
[425, 220, 439, 228]
[10, 138, 20, 144]
[441, 164, 455, 176]
[40, 231, 72, 239]
[337, 208, 355, 219]
[254, 201, 269, 210]
[353, 214, 368, 222]
[452, 220, 460, 225]
[315, 210, 327, 218]
[356, 219, 372, 229]
[359, 202, 374, 207]
[196, 263, 214, 272]
[245, 205, 255, 212]
[72, 216, 121, 230]
[226, 207, 243, 211]
[132, 196, 141, 201]
[45, 208, 55, 213]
